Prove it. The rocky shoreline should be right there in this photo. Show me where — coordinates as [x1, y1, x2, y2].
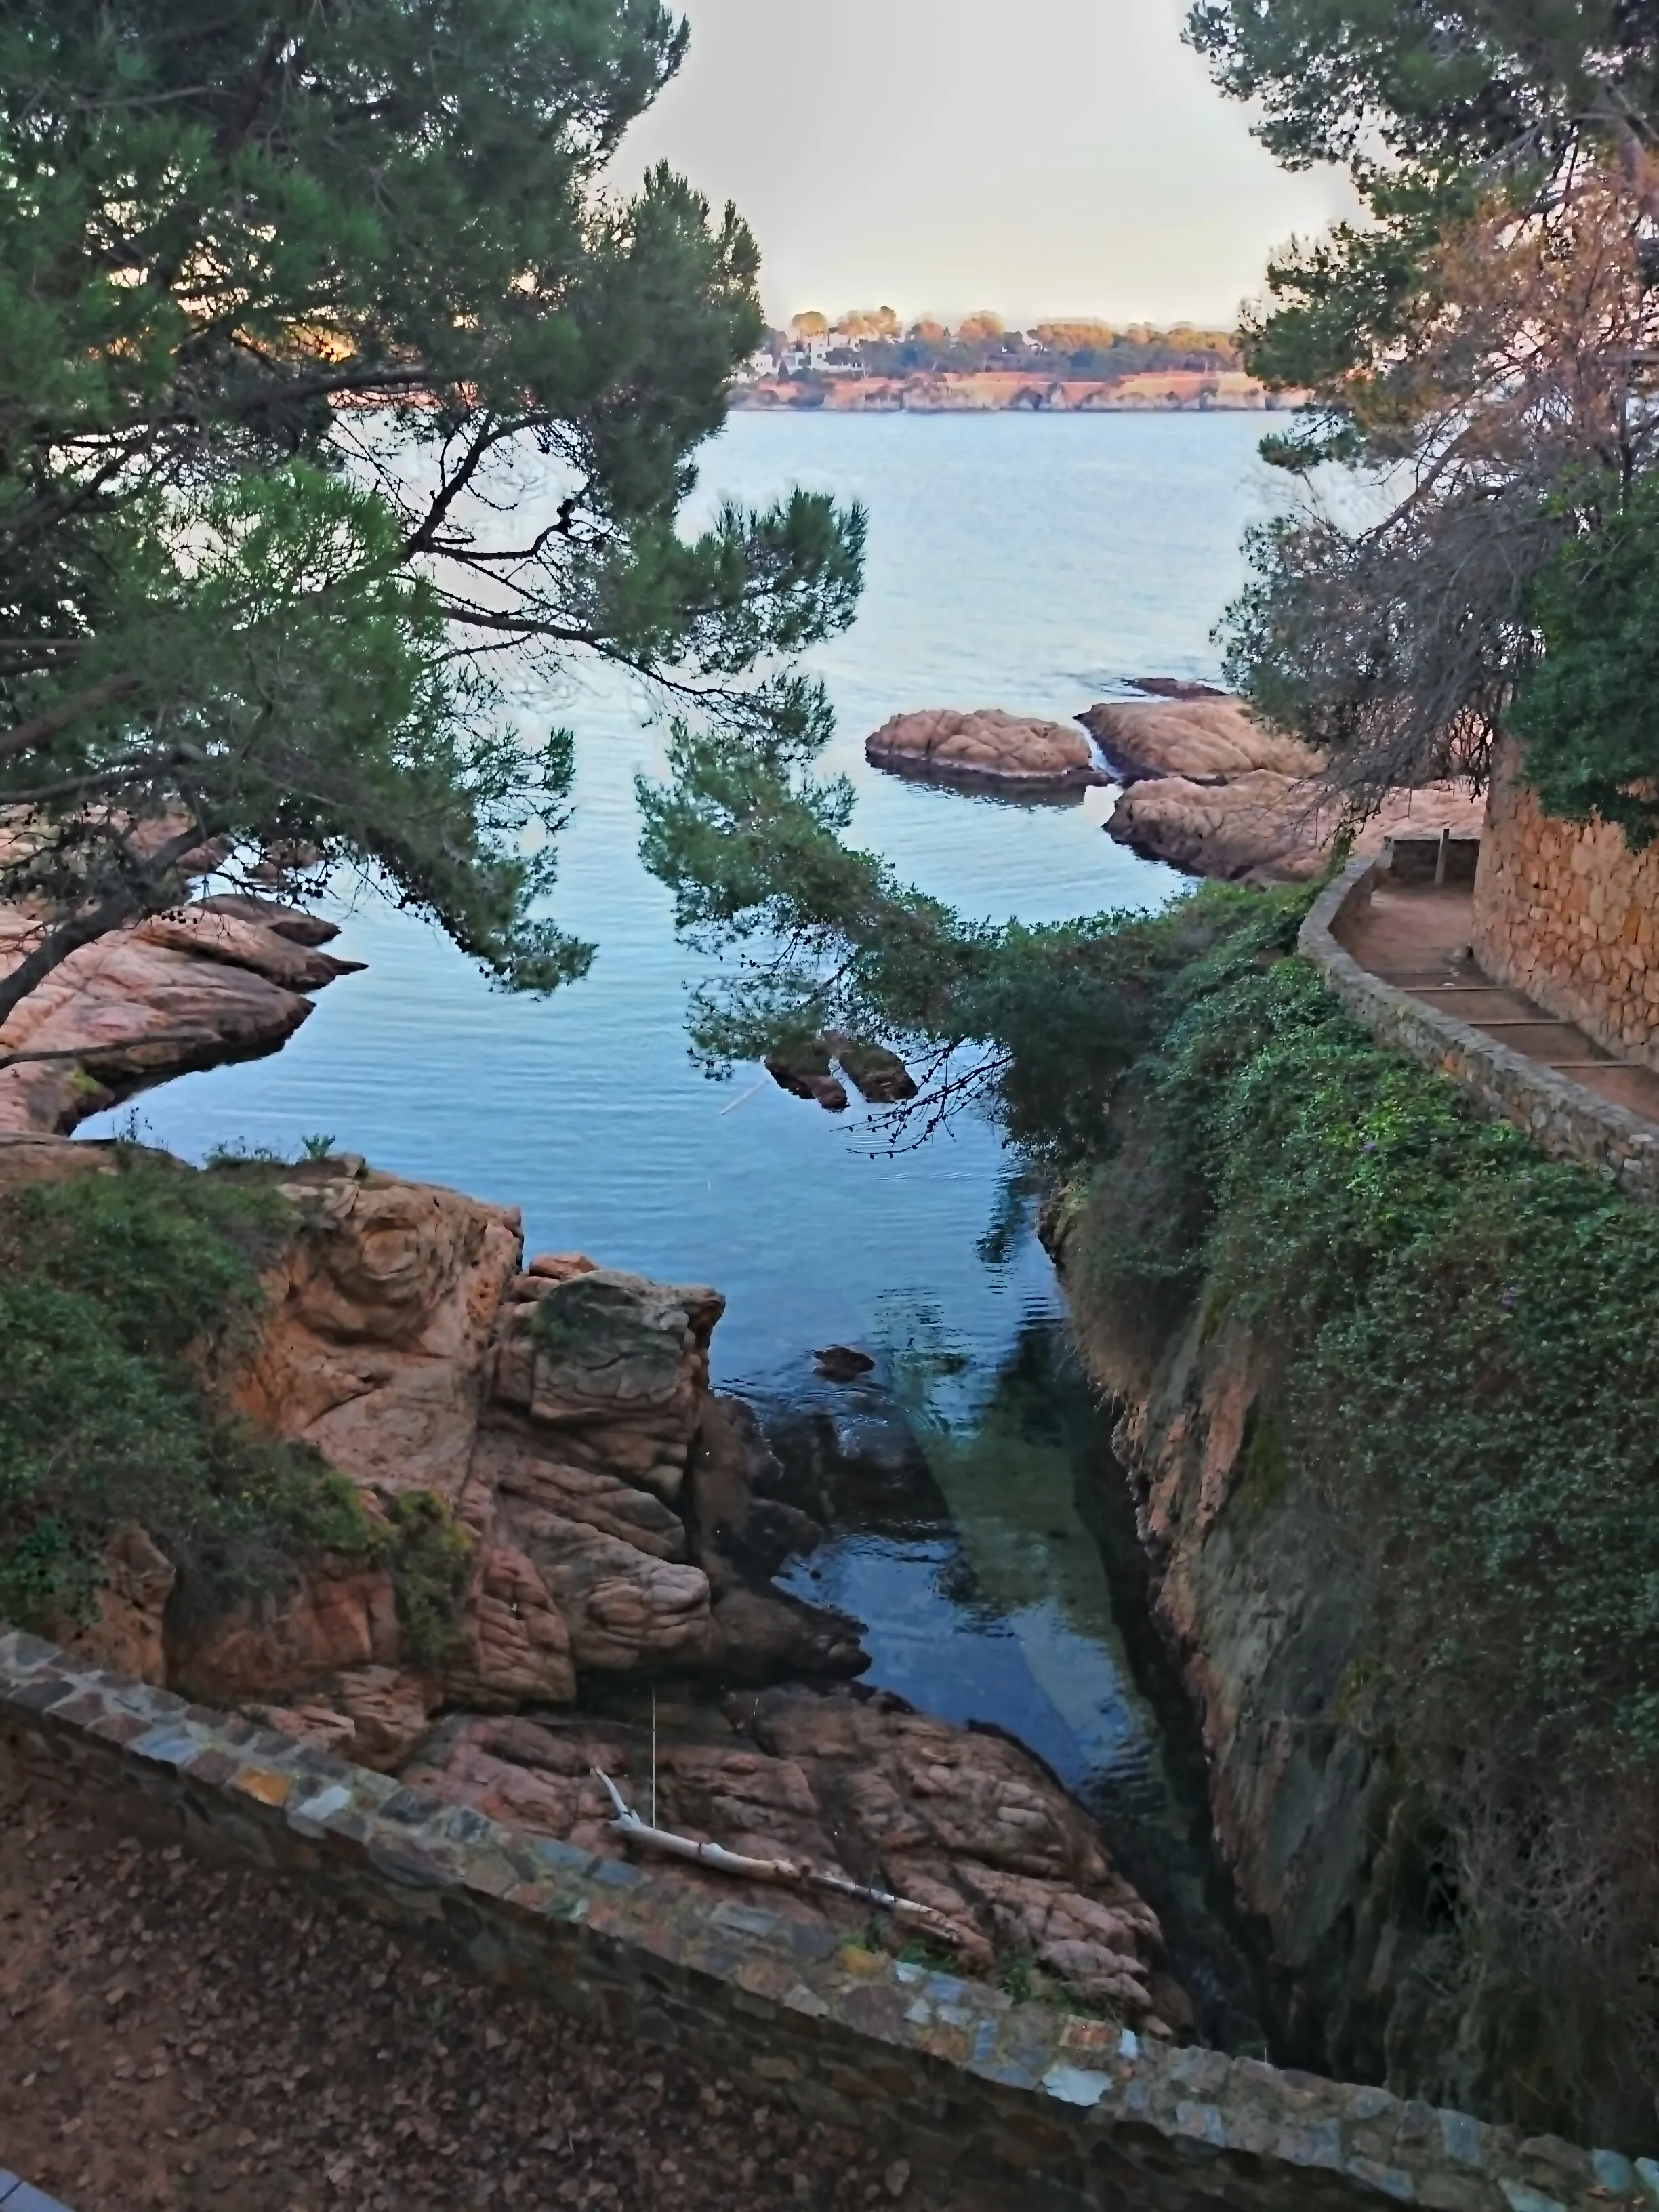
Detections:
[10, 1130, 1187, 2036]
[865, 685, 1485, 883]
[0, 889, 360, 1135]
[0, 830, 1203, 2036]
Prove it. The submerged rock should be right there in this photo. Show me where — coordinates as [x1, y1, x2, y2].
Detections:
[823, 1035, 916, 1105]
[813, 1343, 876, 1382]
[763, 1039, 848, 1111]
[1124, 676, 1228, 702]
[764, 1034, 917, 1113]
[750, 1374, 937, 1532]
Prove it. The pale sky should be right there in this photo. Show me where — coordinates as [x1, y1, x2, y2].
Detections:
[619, 0, 1359, 331]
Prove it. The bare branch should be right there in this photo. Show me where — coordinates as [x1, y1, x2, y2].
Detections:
[592, 1770, 980, 1952]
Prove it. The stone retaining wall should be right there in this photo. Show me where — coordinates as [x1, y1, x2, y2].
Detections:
[1301, 858, 1659, 1201]
[1473, 762, 1659, 1070]
[3, 1632, 1652, 2212]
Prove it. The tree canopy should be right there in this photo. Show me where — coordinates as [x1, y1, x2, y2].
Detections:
[638, 0, 1659, 1154]
[0, 0, 863, 1030]
[1186, 0, 1659, 180]
[1189, 0, 1659, 817]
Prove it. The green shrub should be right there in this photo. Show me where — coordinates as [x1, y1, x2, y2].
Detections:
[0, 1150, 373, 1633]
[1511, 474, 1659, 847]
[1088, 924, 1659, 1776]
[380, 1488, 473, 1669]
[1065, 890, 1659, 2134]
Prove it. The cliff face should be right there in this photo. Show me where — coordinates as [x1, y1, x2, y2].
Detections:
[1054, 1175, 1659, 2144]
[1050, 1196, 1447, 2093]
[169, 1154, 864, 1750]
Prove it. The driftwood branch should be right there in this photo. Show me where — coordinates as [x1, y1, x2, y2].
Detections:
[592, 1769, 973, 1951]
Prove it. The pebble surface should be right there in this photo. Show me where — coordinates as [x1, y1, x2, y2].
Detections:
[0, 1774, 1023, 2212]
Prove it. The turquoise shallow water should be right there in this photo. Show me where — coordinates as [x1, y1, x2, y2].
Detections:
[82, 411, 1283, 1847]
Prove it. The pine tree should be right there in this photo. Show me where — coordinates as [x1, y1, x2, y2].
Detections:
[0, 0, 864, 1023]
[1188, 1, 1659, 807]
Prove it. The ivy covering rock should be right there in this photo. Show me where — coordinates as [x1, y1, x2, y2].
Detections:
[1051, 882, 1659, 2140]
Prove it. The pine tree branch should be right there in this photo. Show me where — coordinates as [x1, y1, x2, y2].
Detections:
[0, 674, 140, 760]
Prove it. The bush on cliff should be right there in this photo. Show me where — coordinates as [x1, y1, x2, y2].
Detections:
[0, 1150, 372, 1635]
[1105, 935, 1659, 1771]
[1059, 886, 1659, 2135]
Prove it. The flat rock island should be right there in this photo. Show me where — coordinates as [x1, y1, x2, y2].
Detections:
[864, 706, 1105, 790]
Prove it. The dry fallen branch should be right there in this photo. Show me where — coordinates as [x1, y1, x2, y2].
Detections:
[592, 1769, 977, 1952]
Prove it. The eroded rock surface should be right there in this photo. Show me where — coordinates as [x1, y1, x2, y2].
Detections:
[865, 708, 1105, 790]
[1108, 767, 1485, 885]
[0, 892, 354, 1134]
[1049, 1183, 1412, 2085]
[1080, 693, 1484, 884]
[859, 692, 1483, 883]
[1080, 697, 1323, 786]
[169, 1161, 863, 1753]
[403, 1684, 1184, 2029]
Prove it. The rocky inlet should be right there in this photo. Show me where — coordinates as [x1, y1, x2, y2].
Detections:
[28, 1134, 1187, 2034]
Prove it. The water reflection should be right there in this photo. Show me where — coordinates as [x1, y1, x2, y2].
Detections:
[757, 1313, 1170, 1809]
[750, 1314, 1269, 2049]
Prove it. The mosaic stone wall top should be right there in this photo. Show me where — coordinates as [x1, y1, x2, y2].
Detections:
[1, 1632, 1653, 2212]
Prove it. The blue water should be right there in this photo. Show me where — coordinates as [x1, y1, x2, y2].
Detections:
[83, 410, 1284, 1801]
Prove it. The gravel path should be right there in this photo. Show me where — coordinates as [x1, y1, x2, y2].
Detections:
[0, 1773, 1029, 2212]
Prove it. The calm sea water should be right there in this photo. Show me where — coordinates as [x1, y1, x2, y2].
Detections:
[85, 412, 1283, 1847]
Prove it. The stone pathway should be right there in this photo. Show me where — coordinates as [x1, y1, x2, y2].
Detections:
[1333, 879, 1659, 1125]
[0, 1771, 1034, 2212]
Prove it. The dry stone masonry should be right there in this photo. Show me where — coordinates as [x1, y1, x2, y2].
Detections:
[1473, 761, 1659, 1071]
[1302, 859, 1659, 1200]
[3, 1633, 1653, 2212]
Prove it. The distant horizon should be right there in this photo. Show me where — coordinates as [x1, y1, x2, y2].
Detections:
[764, 308, 1239, 336]
[617, 0, 1357, 333]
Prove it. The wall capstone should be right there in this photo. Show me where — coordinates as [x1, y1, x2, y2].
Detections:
[1301, 858, 1659, 1200]
[3, 1633, 1654, 2212]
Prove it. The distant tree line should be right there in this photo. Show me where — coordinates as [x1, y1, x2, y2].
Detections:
[765, 312, 1242, 380]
